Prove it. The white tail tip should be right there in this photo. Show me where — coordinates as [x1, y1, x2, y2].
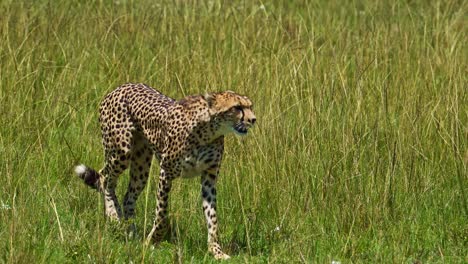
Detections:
[74, 164, 87, 175]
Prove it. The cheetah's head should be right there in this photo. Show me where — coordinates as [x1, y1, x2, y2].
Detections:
[204, 91, 256, 136]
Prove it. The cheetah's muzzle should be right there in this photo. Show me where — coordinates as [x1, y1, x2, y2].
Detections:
[233, 123, 249, 135]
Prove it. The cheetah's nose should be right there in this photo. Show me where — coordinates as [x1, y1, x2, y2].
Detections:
[249, 118, 256, 125]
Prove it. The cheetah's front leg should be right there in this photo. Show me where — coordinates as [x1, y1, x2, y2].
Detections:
[201, 172, 230, 260]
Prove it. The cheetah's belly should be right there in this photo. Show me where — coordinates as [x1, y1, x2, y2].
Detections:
[180, 155, 208, 178]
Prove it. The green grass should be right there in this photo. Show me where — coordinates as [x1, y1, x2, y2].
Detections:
[0, 0, 466, 263]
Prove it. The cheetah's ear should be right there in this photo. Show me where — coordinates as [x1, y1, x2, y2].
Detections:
[203, 93, 215, 108]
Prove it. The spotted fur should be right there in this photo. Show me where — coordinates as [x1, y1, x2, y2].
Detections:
[74, 83, 256, 260]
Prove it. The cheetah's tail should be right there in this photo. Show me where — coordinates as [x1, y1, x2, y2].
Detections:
[74, 164, 101, 191]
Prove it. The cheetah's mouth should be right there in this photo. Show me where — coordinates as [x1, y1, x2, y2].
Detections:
[233, 123, 248, 135]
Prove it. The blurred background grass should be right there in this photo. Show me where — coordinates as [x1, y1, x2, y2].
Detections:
[0, 0, 466, 263]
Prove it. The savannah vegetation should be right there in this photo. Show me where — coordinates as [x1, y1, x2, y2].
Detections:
[0, 0, 466, 263]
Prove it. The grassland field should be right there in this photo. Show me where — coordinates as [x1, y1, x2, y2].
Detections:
[0, 0, 466, 263]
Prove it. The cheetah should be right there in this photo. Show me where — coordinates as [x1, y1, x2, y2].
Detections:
[74, 83, 256, 260]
